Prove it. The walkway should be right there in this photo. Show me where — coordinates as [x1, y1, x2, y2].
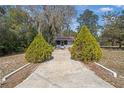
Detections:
[16, 49, 114, 88]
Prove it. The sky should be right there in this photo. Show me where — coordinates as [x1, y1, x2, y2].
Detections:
[71, 5, 124, 31]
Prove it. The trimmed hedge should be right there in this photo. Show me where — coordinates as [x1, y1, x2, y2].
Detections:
[25, 34, 53, 63]
[70, 26, 102, 63]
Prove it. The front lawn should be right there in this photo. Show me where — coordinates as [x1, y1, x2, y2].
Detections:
[0, 53, 27, 78]
[99, 49, 124, 77]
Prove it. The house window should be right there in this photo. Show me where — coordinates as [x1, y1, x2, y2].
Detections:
[64, 40, 67, 45]
[56, 40, 61, 45]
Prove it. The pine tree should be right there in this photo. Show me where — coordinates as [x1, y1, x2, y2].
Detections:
[70, 26, 102, 63]
[25, 34, 53, 63]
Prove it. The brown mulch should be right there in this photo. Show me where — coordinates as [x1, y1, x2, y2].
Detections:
[87, 63, 124, 88]
[0, 63, 40, 88]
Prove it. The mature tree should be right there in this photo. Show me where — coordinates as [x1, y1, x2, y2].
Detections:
[62, 30, 77, 37]
[116, 11, 124, 48]
[17, 6, 76, 45]
[37, 6, 76, 45]
[0, 6, 6, 16]
[7, 7, 37, 47]
[77, 9, 99, 37]
[21, 5, 42, 30]
[101, 11, 124, 48]
[0, 6, 37, 56]
[0, 5, 76, 55]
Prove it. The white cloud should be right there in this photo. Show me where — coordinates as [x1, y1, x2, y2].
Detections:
[114, 5, 124, 9]
[115, 5, 122, 7]
[99, 7, 113, 12]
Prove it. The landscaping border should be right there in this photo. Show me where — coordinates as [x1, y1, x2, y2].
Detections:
[95, 62, 117, 78]
[0, 63, 40, 88]
[2, 63, 30, 82]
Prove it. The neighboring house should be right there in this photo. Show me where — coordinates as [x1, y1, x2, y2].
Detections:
[55, 36, 74, 48]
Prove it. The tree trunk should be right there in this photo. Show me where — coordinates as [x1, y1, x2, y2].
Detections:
[118, 38, 122, 49]
[37, 22, 42, 34]
[111, 40, 115, 46]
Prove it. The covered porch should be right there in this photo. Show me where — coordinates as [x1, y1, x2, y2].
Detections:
[55, 36, 74, 48]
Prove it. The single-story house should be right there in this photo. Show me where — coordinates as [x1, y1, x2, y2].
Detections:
[54, 36, 74, 48]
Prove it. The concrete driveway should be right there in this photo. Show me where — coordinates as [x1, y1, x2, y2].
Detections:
[16, 49, 114, 88]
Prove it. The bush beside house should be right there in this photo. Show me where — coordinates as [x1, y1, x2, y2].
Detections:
[70, 26, 102, 63]
[25, 34, 53, 63]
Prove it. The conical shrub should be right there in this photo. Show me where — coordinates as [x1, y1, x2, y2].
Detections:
[25, 34, 53, 63]
[70, 26, 102, 63]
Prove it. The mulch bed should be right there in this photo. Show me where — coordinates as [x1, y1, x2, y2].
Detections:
[87, 63, 124, 88]
[0, 63, 40, 88]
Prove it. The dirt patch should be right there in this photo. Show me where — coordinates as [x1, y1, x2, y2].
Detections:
[0, 53, 27, 78]
[88, 63, 124, 88]
[0, 63, 40, 88]
[99, 49, 124, 76]
[0, 53, 40, 88]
